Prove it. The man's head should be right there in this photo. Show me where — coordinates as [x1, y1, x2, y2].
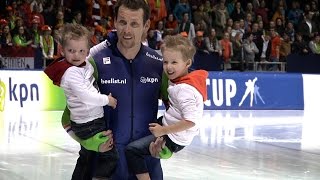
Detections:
[114, 0, 150, 24]
[60, 23, 90, 66]
[113, 0, 151, 50]
[161, 35, 196, 80]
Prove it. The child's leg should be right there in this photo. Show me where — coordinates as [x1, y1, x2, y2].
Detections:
[125, 135, 155, 179]
[71, 118, 105, 140]
[72, 146, 97, 180]
[159, 135, 185, 159]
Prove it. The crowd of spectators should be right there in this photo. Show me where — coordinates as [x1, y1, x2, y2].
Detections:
[0, 0, 320, 71]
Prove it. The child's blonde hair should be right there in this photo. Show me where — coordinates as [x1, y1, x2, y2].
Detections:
[160, 34, 196, 63]
[60, 23, 90, 48]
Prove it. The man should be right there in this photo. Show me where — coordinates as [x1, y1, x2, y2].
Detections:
[62, 0, 166, 179]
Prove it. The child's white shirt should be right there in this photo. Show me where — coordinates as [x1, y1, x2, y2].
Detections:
[60, 60, 109, 124]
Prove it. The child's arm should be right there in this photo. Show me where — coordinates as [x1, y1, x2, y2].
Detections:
[149, 120, 195, 137]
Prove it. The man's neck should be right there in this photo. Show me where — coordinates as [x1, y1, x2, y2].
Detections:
[117, 43, 141, 60]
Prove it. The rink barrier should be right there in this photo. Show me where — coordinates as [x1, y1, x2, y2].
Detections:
[0, 70, 316, 111]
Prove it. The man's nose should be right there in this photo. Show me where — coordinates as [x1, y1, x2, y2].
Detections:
[124, 24, 131, 33]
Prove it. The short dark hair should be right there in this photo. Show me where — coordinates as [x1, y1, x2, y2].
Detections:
[114, 0, 150, 24]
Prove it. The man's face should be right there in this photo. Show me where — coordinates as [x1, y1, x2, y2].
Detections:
[114, 6, 149, 50]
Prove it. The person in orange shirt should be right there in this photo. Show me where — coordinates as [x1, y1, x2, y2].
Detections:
[219, 32, 233, 70]
[269, 28, 281, 71]
[148, 0, 167, 29]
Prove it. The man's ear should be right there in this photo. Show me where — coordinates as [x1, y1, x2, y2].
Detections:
[143, 19, 151, 34]
[60, 51, 64, 57]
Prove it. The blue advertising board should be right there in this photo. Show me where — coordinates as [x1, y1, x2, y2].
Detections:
[204, 72, 304, 110]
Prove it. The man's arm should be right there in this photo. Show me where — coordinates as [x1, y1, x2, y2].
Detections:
[160, 72, 169, 110]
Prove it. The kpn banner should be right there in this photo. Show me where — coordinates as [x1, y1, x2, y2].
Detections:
[0, 70, 66, 111]
[0, 70, 304, 111]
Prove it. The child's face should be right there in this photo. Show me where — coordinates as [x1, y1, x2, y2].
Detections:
[62, 37, 89, 66]
[162, 49, 191, 80]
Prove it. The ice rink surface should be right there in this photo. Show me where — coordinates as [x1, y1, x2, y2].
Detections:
[1, 110, 320, 180]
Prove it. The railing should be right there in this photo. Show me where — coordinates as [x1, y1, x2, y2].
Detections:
[0, 47, 319, 73]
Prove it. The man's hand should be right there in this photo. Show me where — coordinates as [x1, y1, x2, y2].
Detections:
[149, 137, 165, 158]
[98, 130, 114, 152]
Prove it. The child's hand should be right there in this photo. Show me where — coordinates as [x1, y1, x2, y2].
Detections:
[149, 123, 165, 137]
[107, 93, 117, 109]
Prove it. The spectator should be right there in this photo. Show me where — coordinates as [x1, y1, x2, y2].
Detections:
[208, 28, 222, 56]
[193, 4, 211, 28]
[29, 17, 41, 48]
[287, 1, 304, 28]
[203, 0, 213, 15]
[308, 32, 320, 54]
[279, 32, 291, 62]
[52, 28, 63, 60]
[227, 0, 237, 15]
[269, 28, 281, 71]
[72, 11, 82, 25]
[178, 12, 195, 41]
[231, 21, 244, 40]
[284, 21, 294, 43]
[39, 25, 54, 67]
[13, 25, 32, 47]
[257, 20, 266, 35]
[226, 17, 233, 28]
[148, 0, 167, 29]
[173, 0, 192, 23]
[230, 1, 244, 22]
[86, 0, 107, 24]
[231, 32, 243, 71]
[215, 1, 229, 37]
[298, 10, 318, 42]
[155, 20, 165, 43]
[219, 32, 233, 70]
[243, 32, 259, 70]
[0, 25, 13, 48]
[272, 5, 286, 24]
[90, 25, 105, 46]
[30, 0, 43, 13]
[19, 0, 32, 27]
[192, 30, 210, 54]
[147, 29, 161, 50]
[54, 9, 64, 30]
[256, 32, 271, 71]
[11, 17, 24, 36]
[291, 32, 310, 54]
[255, 0, 269, 26]
[245, 3, 255, 21]
[164, 13, 178, 35]
[42, 2, 55, 27]
[244, 12, 253, 33]
[275, 17, 285, 37]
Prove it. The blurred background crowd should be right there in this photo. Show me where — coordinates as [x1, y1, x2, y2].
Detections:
[0, 0, 319, 71]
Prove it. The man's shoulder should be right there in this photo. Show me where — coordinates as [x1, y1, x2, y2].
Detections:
[141, 45, 163, 62]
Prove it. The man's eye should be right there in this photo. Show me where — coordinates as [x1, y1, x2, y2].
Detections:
[131, 22, 139, 27]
